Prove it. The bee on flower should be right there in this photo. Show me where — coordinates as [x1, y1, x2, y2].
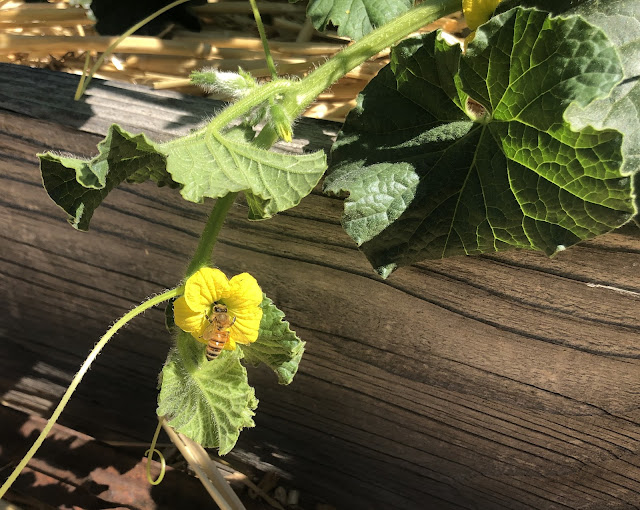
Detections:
[173, 267, 263, 359]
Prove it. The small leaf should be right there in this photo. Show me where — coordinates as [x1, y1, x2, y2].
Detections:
[39, 124, 175, 231]
[240, 295, 305, 385]
[162, 127, 327, 220]
[157, 331, 257, 454]
[327, 9, 634, 274]
[305, 0, 414, 40]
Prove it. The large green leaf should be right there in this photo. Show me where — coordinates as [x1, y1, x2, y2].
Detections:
[39, 124, 174, 231]
[162, 126, 327, 220]
[304, 0, 413, 40]
[562, 0, 640, 178]
[240, 295, 305, 385]
[157, 331, 258, 454]
[497, 0, 640, 186]
[326, 8, 635, 276]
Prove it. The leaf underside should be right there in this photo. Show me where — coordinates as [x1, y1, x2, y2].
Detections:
[326, 7, 636, 277]
[39, 122, 327, 230]
[157, 331, 258, 454]
[163, 127, 327, 220]
[39, 125, 174, 231]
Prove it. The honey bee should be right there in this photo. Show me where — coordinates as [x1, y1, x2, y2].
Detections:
[202, 302, 235, 361]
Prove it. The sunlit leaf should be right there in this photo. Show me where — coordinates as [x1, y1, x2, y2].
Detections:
[157, 331, 258, 454]
[327, 8, 634, 276]
[240, 295, 305, 385]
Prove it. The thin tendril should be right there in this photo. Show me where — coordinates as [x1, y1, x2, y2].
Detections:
[145, 417, 167, 485]
[248, 0, 278, 80]
[74, 0, 192, 100]
[0, 287, 182, 498]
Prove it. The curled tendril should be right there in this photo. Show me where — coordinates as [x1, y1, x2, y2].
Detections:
[145, 418, 167, 485]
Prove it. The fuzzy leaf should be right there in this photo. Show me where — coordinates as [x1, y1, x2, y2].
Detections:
[326, 8, 635, 276]
[163, 127, 327, 220]
[39, 124, 175, 231]
[305, 0, 414, 39]
[157, 331, 258, 454]
[39, 120, 326, 230]
[240, 295, 305, 385]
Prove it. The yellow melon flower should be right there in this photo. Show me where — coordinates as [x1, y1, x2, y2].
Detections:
[174, 267, 263, 351]
[463, 0, 503, 31]
[463, 0, 503, 45]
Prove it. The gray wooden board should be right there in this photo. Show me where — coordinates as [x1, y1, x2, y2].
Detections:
[1, 63, 640, 510]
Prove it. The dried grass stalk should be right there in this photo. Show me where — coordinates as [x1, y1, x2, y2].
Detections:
[194, 2, 306, 17]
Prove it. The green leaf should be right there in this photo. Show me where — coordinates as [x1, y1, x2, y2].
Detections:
[39, 118, 326, 230]
[499, 0, 640, 215]
[326, 8, 635, 276]
[240, 295, 305, 385]
[562, 0, 640, 179]
[162, 127, 327, 220]
[305, 0, 414, 40]
[157, 331, 258, 454]
[38, 124, 174, 231]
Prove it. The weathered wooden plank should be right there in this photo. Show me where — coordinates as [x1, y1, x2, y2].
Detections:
[1, 63, 640, 509]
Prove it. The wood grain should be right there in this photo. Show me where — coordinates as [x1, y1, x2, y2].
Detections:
[1, 63, 640, 510]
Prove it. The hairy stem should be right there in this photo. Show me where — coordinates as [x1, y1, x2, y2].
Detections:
[178, 0, 460, 141]
[209, 80, 292, 132]
[253, 0, 460, 147]
[0, 288, 182, 498]
[180, 0, 462, 267]
[185, 193, 238, 277]
[282, 0, 460, 117]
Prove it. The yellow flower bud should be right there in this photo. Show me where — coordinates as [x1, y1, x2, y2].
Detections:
[269, 103, 293, 143]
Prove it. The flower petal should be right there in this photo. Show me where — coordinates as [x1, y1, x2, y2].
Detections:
[174, 297, 208, 343]
[229, 310, 262, 345]
[463, 0, 502, 31]
[184, 268, 230, 311]
[224, 273, 263, 310]
[222, 273, 263, 346]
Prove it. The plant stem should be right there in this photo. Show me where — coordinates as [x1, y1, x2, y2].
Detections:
[282, 0, 461, 117]
[248, 0, 278, 80]
[185, 193, 238, 277]
[210, 80, 292, 132]
[175, 0, 462, 273]
[183, 0, 460, 141]
[253, 0, 460, 148]
[0, 287, 182, 499]
[159, 80, 293, 152]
